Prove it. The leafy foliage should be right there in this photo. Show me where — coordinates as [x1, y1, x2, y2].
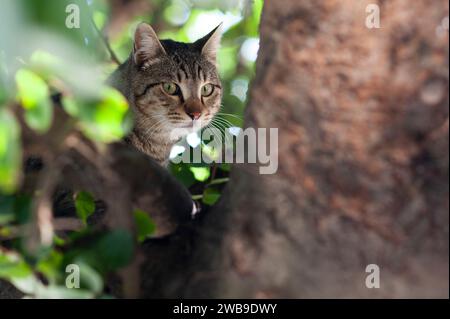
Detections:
[0, 109, 22, 193]
[74, 191, 96, 225]
[63, 87, 131, 143]
[134, 209, 156, 243]
[0, 0, 261, 298]
[15, 68, 53, 133]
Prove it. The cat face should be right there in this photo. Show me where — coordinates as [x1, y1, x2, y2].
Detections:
[130, 23, 222, 141]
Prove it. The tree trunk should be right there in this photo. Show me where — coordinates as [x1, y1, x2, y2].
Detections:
[140, 0, 449, 298]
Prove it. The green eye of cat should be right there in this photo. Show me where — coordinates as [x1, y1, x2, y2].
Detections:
[162, 82, 179, 95]
[201, 84, 214, 97]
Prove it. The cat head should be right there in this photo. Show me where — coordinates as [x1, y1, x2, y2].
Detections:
[129, 22, 222, 140]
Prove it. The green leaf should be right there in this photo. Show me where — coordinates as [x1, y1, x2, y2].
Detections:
[0, 86, 6, 105]
[95, 229, 134, 271]
[1, 250, 96, 298]
[93, 10, 107, 30]
[0, 251, 33, 280]
[201, 142, 220, 162]
[189, 166, 210, 182]
[14, 194, 32, 224]
[0, 50, 10, 105]
[202, 188, 221, 206]
[61, 96, 79, 117]
[74, 191, 95, 225]
[16, 0, 103, 57]
[133, 209, 156, 243]
[29, 50, 64, 81]
[62, 86, 131, 143]
[0, 226, 12, 237]
[219, 163, 231, 172]
[0, 194, 31, 225]
[74, 259, 103, 295]
[36, 250, 63, 284]
[34, 285, 94, 299]
[208, 177, 230, 186]
[169, 163, 196, 188]
[15, 68, 53, 133]
[0, 195, 15, 225]
[53, 235, 66, 246]
[0, 109, 22, 193]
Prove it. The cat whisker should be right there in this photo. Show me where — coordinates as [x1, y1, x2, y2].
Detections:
[216, 112, 243, 121]
[209, 120, 238, 147]
[211, 122, 234, 150]
[169, 117, 187, 122]
[143, 117, 167, 137]
[138, 117, 164, 136]
[203, 124, 223, 149]
[216, 116, 238, 126]
[210, 117, 234, 129]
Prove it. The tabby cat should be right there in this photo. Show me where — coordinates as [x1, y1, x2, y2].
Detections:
[109, 23, 223, 165]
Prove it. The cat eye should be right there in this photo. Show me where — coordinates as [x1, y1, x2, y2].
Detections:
[201, 83, 214, 97]
[162, 82, 179, 95]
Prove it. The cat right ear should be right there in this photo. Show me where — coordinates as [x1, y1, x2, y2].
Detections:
[133, 23, 166, 67]
[195, 23, 223, 65]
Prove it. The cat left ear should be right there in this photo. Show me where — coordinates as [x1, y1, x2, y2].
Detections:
[133, 23, 166, 67]
[195, 23, 223, 64]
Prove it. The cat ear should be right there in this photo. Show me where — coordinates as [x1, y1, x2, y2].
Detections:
[133, 23, 166, 67]
[195, 23, 223, 64]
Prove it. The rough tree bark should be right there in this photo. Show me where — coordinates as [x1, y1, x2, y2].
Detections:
[2, 0, 447, 299]
[140, 0, 449, 298]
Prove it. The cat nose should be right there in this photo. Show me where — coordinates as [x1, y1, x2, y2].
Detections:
[184, 99, 203, 120]
[187, 111, 202, 120]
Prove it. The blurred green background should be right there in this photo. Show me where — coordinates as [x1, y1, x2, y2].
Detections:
[0, 0, 262, 298]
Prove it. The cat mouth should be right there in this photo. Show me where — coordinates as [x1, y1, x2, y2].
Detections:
[177, 120, 204, 129]
[178, 122, 195, 128]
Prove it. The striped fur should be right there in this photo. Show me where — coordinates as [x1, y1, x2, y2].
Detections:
[109, 23, 222, 165]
